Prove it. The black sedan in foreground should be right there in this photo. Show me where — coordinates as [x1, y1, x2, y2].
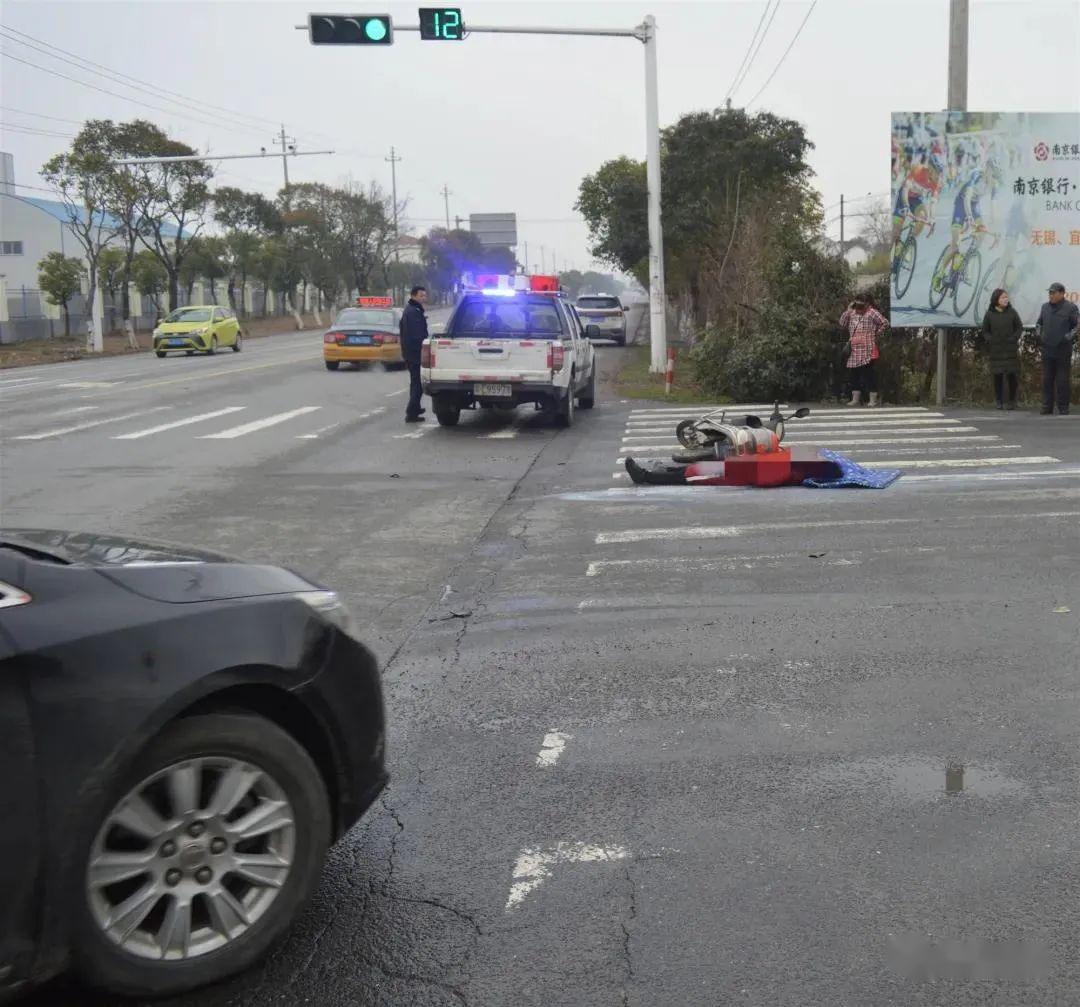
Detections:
[0, 530, 387, 1001]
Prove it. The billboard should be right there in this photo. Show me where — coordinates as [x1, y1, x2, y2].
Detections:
[890, 112, 1079, 327]
[469, 212, 517, 248]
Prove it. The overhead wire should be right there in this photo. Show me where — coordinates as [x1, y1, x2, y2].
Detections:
[744, 0, 819, 108]
[0, 24, 329, 145]
[728, 1, 782, 102]
[723, 0, 775, 102]
[0, 123, 78, 140]
[0, 105, 87, 125]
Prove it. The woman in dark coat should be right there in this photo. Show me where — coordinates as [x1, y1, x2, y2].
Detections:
[981, 288, 1023, 409]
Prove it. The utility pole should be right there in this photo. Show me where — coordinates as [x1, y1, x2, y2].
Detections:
[642, 14, 667, 373]
[276, 125, 296, 193]
[440, 184, 452, 230]
[386, 146, 402, 262]
[939, 0, 969, 406]
[524, 240, 529, 272]
[839, 194, 845, 249]
[540, 245, 546, 272]
[454, 215, 462, 230]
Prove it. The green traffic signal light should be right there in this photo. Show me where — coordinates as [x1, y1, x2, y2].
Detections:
[364, 17, 387, 41]
[309, 14, 394, 45]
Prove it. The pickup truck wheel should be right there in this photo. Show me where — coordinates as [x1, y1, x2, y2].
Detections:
[554, 388, 575, 428]
[434, 407, 460, 427]
[578, 367, 596, 409]
[433, 393, 461, 427]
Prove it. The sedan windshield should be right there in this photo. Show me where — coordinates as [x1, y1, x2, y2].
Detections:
[333, 309, 396, 329]
[451, 297, 564, 338]
[163, 308, 212, 323]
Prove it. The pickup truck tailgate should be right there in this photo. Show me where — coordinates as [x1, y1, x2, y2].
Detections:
[428, 338, 552, 381]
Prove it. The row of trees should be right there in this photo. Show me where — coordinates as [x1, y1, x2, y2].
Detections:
[577, 108, 852, 400]
[40, 119, 407, 346]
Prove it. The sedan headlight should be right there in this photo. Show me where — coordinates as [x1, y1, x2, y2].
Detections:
[296, 590, 354, 634]
[152, 328, 162, 338]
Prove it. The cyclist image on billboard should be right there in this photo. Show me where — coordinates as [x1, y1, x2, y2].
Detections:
[889, 111, 1080, 328]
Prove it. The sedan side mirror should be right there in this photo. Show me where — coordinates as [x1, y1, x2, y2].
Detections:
[585, 324, 600, 338]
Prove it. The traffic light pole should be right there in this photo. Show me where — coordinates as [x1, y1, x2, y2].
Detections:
[298, 16, 668, 372]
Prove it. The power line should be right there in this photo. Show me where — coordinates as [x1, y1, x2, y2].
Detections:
[0, 24, 326, 144]
[822, 191, 889, 212]
[745, 0, 819, 108]
[0, 30, 272, 140]
[724, 0, 775, 101]
[0, 49, 282, 140]
[0, 123, 77, 140]
[728, 0, 782, 102]
[0, 105, 86, 125]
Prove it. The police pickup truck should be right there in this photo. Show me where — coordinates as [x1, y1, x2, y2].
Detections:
[421, 279, 597, 428]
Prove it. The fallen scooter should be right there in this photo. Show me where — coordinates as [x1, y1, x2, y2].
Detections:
[625, 402, 840, 487]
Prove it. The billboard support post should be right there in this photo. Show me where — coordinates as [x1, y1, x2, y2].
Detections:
[939, 0, 969, 405]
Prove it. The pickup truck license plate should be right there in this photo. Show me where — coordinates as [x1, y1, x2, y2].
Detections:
[475, 383, 512, 397]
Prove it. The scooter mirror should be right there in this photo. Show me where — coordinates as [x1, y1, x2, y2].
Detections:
[794, 407, 810, 418]
[744, 415, 763, 428]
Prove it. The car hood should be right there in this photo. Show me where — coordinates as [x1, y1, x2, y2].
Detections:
[157, 321, 210, 333]
[0, 529, 317, 603]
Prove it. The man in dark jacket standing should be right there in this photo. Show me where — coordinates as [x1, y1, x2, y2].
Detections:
[1035, 282, 1079, 415]
[400, 285, 429, 423]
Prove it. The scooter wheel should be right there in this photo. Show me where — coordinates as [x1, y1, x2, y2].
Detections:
[676, 419, 704, 448]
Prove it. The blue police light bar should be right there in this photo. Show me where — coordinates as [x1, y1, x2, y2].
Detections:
[309, 14, 394, 44]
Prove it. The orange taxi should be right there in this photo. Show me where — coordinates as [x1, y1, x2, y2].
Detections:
[323, 297, 404, 371]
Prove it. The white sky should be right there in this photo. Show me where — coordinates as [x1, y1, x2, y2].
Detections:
[2, 0, 1078, 269]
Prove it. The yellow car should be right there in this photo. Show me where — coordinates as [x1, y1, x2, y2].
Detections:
[154, 306, 242, 357]
[323, 303, 404, 371]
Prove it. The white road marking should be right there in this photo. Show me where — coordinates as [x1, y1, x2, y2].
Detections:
[617, 433, 991, 453]
[628, 406, 933, 418]
[296, 422, 342, 439]
[536, 731, 572, 767]
[621, 429, 986, 444]
[385, 388, 407, 397]
[0, 376, 44, 388]
[199, 406, 321, 439]
[45, 405, 100, 418]
[484, 425, 520, 440]
[900, 466, 1080, 483]
[13, 406, 170, 441]
[506, 843, 630, 910]
[595, 511, 1080, 545]
[393, 424, 435, 440]
[862, 455, 1059, 470]
[625, 418, 960, 432]
[113, 406, 246, 440]
[56, 381, 119, 389]
[585, 546, 947, 578]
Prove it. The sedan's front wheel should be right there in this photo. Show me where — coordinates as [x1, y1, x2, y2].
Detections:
[73, 713, 331, 998]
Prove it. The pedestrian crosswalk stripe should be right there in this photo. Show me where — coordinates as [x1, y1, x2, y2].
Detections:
[624, 417, 959, 431]
[628, 405, 933, 417]
[595, 510, 1080, 545]
[198, 406, 321, 440]
[113, 407, 246, 440]
[617, 433, 992, 453]
[13, 406, 170, 441]
[622, 430, 986, 444]
[861, 455, 1059, 470]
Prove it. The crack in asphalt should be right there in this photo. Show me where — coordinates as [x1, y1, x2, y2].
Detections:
[621, 863, 638, 1007]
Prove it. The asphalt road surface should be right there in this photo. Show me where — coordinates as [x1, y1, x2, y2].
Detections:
[4, 330, 1080, 1007]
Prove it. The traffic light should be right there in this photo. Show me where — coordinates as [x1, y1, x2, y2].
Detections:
[419, 7, 463, 40]
[308, 14, 394, 45]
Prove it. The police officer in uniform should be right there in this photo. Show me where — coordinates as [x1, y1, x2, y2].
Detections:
[400, 285, 429, 423]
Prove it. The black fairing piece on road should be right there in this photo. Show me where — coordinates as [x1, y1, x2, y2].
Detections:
[0, 529, 387, 1000]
